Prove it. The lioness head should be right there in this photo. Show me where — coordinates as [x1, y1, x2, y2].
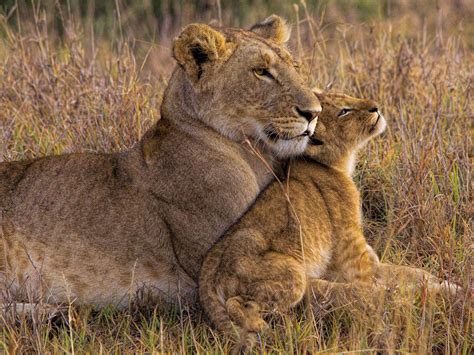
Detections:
[171, 15, 321, 157]
[305, 91, 387, 173]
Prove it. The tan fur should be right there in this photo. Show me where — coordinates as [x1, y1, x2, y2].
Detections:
[249, 14, 291, 44]
[199, 93, 456, 352]
[0, 16, 321, 307]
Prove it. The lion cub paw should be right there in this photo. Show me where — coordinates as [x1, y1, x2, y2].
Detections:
[226, 297, 267, 333]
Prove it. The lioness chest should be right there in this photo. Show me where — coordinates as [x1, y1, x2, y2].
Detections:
[144, 122, 277, 279]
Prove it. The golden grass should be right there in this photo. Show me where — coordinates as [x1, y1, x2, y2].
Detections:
[0, 1, 472, 353]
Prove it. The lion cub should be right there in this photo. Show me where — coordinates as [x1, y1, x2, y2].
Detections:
[199, 92, 387, 350]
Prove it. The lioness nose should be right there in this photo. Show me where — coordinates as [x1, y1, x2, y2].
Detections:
[295, 106, 320, 122]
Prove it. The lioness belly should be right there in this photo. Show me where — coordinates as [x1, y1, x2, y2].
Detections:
[2, 220, 196, 307]
[0, 127, 274, 306]
[1, 154, 196, 306]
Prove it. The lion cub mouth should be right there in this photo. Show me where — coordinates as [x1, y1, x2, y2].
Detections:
[369, 113, 386, 134]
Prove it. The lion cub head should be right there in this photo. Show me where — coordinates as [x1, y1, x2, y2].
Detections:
[305, 91, 387, 174]
[170, 15, 321, 157]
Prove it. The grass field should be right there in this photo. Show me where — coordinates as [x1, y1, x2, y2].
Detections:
[0, 1, 472, 353]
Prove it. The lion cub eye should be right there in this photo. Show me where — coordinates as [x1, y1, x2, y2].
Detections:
[338, 108, 353, 117]
[253, 68, 274, 80]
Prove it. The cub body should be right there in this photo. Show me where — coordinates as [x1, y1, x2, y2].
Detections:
[199, 92, 388, 349]
[199, 92, 457, 352]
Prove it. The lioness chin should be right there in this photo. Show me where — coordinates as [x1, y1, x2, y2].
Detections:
[0, 15, 320, 307]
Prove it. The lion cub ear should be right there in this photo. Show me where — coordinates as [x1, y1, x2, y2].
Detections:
[250, 15, 291, 44]
[173, 24, 229, 82]
[312, 87, 324, 95]
[312, 87, 324, 98]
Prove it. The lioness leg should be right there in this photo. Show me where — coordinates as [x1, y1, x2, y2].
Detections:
[1, 302, 63, 319]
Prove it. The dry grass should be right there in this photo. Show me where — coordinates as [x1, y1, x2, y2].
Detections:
[0, 1, 472, 353]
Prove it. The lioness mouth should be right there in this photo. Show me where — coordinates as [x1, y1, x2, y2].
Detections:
[309, 136, 324, 146]
[265, 129, 280, 141]
[264, 129, 307, 142]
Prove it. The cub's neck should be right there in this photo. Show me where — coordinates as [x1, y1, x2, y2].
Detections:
[290, 158, 362, 230]
[291, 157, 356, 184]
[290, 155, 361, 205]
[300, 149, 360, 179]
[328, 152, 358, 177]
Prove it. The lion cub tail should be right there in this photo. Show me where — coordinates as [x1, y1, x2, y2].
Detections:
[199, 249, 235, 335]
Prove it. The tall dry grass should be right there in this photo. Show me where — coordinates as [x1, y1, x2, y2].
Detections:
[0, 1, 472, 353]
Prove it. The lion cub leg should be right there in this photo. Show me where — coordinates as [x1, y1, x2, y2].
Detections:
[226, 296, 265, 353]
[244, 252, 307, 310]
[308, 278, 387, 310]
[330, 230, 379, 284]
[227, 252, 306, 353]
[226, 296, 266, 333]
[376, 263, 461, 296]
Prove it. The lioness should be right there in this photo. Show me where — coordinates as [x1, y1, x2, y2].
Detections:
[0, 16, 320, 307]
[199, 92, 457, 352]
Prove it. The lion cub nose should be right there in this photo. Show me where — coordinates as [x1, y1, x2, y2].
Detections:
[294, 106, 321, 122]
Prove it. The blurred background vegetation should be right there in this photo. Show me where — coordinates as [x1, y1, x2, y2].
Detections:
[1, 0, 473, 36]
[0, 0, 473, 77]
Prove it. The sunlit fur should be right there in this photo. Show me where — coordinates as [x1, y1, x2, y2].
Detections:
[0, 16, 319, 307]
[199, 92, 456, 353]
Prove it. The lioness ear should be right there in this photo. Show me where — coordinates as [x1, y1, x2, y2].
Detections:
[250, 15, 291, 44]
[173, 24, 228, 82]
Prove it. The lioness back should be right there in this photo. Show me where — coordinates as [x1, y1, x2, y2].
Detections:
[0, 160, 36, 209]
[0, 15, 320, 307]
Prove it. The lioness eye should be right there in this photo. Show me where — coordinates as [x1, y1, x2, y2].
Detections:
[338, 108, 352, 117]
[253, 68, 274, 79]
